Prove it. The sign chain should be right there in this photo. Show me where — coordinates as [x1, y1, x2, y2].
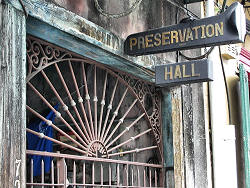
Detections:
[94, 0, 143, 19]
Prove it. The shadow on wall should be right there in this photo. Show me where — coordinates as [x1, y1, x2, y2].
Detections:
[51, 0, 146, 39]
[53, 0, 89, 18]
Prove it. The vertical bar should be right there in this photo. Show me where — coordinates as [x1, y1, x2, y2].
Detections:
[52, 64, 91, 143]
[41, 160, 44, 188]
[73, 161, 76, 188]
[155, 169, 158, 187]
[26, 78, 88, 146]
[105, 108, 142, 149]
[137, 167, 140, 187]
[98, 72, 108, 140]
[57, 156, 65, 187]
[123, 164, 127, 186]
[143, 168, 146, 187]
[109, 164, 112, 186]
[149, 169, 152, 188]
[51, 160, 54, 188]
[83, 162, 86, 188]
[100, 78, 118, 142]
[57, 160, 60, 186]
[94, 65, 98, 139]
[117, 164, 120, 186]
[131, 167, 134, 187]
[92, 162, 95, 186]
[64, 159, 67, 188]
[101, 163, 103, 186]
[31, 159, 33, 188]
[126, 164, 129, 186]
[81, 63, 95, 139]
[102, 88, 128, 143]
[68, 61, 92, 142]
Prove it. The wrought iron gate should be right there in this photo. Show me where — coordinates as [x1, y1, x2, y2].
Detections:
[26, 35, 163, 187]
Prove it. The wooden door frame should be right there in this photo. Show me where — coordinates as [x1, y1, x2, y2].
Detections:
[0, 2, 26, 187]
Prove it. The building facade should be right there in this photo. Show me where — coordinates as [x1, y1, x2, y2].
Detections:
[0, 0, 249, 187]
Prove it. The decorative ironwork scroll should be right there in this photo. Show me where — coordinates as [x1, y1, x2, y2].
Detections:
[26, 35, 162, 161]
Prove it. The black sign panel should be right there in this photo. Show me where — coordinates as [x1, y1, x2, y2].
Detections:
[155, 59, 213, 86]
[124, 2, 246, 56]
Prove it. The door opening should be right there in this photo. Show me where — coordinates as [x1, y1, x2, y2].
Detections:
[26, 35, 163, 187]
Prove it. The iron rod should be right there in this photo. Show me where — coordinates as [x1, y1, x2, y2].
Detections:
[109, 164, 112, 186]
[101, 163, 103, 185]
[26, 150, 162, 168]
[31, 159, 33, 188]
[26, 183, 164, 187]
[51, 160, 54, 188]
[155, 169, 157, 187]
[143, 168, 146, 187]
[81, 62, 95, 139]
[92, 162, 95, 185]
[106, 146, 158, 157]
[26, 128, 88, 155]
[42, 160, 44, 188]
[26, 183, 64, 186]
[108, 128, 152, 153]
[83, 162, 86, 188]
[57, 159, 59, 186]
[102, 88, 128, 143]
[64, 159, 67, 188]
[40, 70, 90, 145]
[126, 164, 129, 186]
[26, 105, 89, 151]
[100, 78, 119, 142]
[67, 61, 93, 143]
[149, 169, 152, 188]
[106, 113, 145, 149]
[68, 61, 92, 142]
[94, 65, 98, 140]
[73, 161, 76, 188]
[98, 71, 108, 140]
[137, 167, 140, 187]
[54, 63, 93, 142]
[104, 99, 138, 146]
[117, 164, 120, 186]
[132, 167, 134, 187]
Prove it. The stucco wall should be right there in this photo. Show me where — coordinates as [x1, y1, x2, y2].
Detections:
[47, 0, 201, 63]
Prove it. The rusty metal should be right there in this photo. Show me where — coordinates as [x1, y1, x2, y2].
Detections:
[116, 73, 162, 153]
[26, 35, 163, 187]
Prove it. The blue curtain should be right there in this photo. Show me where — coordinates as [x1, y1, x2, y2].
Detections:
[27, 104, 58, 176]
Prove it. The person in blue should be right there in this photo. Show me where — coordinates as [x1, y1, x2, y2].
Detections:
[27, 104, 59, 176]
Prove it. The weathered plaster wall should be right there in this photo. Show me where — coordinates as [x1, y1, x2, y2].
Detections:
[48, 0, 200, 63]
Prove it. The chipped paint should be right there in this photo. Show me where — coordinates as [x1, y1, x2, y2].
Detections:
[5, 0, 169, 79]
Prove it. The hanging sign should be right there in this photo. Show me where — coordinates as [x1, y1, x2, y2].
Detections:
[155, 59, 213, 86]
[124, 2, 246, 56]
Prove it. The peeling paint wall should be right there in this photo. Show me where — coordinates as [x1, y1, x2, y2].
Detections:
[48, 0, 202, 63]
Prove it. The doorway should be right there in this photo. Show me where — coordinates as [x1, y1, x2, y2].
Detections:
[25, 35, 164, 187]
